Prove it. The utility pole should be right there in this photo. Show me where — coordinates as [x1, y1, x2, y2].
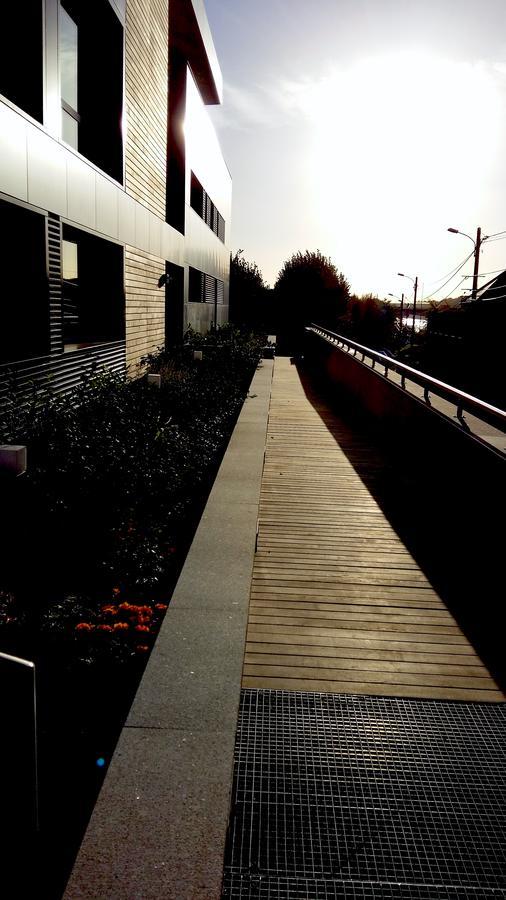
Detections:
[410, 277, 418, 346]
[400, 292, 404, 330]
[471, 226, 482, 301]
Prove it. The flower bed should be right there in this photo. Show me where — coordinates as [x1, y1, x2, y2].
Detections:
[0, 325, 264, 897]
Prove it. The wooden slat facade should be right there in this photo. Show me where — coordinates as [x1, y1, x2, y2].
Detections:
[124, 0, 168, 370]
[125, 247, 165, 371]
[243, 357, 504, 703]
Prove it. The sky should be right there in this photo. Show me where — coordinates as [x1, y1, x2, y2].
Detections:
[204, 0, 506, 301]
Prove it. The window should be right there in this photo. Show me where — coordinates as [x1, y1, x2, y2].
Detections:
[58, 0, 124, 182]
[190, 173, 226, 243]
[0, 199, 49, 364]
[0, 1, 43, 122]
[59, 5, 79, 149]
[62, 226, 124, 349]
[188, 267, 224, 306]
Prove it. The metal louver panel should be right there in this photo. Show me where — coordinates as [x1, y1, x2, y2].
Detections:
[47, 213, 63, 354]
[0, 342, 126, 410]
[204, 273, 215, 304]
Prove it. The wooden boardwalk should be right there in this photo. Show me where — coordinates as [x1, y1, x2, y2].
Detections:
[243, 357, 503, 702]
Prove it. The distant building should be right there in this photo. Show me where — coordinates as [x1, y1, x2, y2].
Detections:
[0, 0, 231, 399]
[475, 270, 506, 303]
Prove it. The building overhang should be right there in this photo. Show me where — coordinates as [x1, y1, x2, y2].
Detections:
[171, 0, 223, 105]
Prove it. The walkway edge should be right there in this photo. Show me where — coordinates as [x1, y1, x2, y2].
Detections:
[64, 359, 274, 900]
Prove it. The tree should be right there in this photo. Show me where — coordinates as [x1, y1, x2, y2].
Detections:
[229, 250, 271, 331]
[274, 250, 350, 352]
[339, 293, 398, 349]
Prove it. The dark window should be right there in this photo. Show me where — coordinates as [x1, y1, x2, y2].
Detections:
[189, 172, 226, 243]
[188, 267, 224, 306]
[62, 225, 124, 348]
[0, 1, 43, 122]
[0, 199, 49, 364]
[189, 267, 204, 303]
[59, 5, 79, 149]
[60, 0, 123, 182]
[190, 173, 205, 219]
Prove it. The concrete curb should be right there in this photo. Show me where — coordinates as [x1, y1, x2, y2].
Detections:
[64, 359, 273, 900]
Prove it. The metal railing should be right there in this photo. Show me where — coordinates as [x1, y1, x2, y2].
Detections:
[307, 324, 506, 438]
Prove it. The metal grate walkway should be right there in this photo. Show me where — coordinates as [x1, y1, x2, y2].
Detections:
[222, 690, 506, 899]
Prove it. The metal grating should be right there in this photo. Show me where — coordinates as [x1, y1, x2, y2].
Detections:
[222, 690, 506, 899]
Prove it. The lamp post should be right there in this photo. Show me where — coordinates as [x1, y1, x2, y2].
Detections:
[397, 273, 418, 345]
[388, 292, 405, 330]
[447, 226, 506, 300]
[447, 227, 482, 300]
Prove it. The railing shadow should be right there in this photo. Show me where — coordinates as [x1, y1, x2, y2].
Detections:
[293, 355, 506, 696]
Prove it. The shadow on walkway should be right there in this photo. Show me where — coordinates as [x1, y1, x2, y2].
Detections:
[294, 357, 506, 695]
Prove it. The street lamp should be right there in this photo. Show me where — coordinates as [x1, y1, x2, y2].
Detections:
[447, 226, 483, 300]
[397, 273, 418, 345]
[447, 226, 506, 300]
[388, 292, 405, 329]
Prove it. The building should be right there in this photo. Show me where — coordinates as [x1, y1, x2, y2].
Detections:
[0, 0, 231, 400]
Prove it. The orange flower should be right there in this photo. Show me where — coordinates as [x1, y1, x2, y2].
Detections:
[97, 624, 114, 632]
[101, 605, 118, 616]
[113, 622, 129, 631]
[135, 644, 149, 653]
[134, 624, 150, 633]
[137, 615, 151, 626]
[112, 587, 121, 597]
[75, 622, 94, 632]
[155, 603, 168, 611]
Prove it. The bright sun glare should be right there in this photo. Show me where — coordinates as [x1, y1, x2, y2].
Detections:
[304, 51, 503, 292]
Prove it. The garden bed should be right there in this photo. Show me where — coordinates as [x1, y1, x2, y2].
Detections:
[0, 326, 263, 898]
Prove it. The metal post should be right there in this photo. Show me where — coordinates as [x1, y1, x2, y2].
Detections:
[410, 277, 418, 346]
[471, 226, 482, 300]
[0, 652, 39, 835]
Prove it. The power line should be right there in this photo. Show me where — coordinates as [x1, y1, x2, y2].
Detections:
[483, 234, 506, 244]
[463, 267, 506, 277]
[425, 250, 476, 288]
[423, 250, 474, 300]
[438, 276, 468, 303]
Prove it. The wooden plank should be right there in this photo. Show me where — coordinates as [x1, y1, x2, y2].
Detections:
[244, 641, 480, 667]
[244, 652, 489, 678]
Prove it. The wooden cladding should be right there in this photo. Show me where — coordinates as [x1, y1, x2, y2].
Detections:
[125, 0, 168, 218]
[125, 247, 165, 371]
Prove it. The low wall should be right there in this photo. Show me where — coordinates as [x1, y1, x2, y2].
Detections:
[64, 359, 273, 900]
[304, 329, 503, 472]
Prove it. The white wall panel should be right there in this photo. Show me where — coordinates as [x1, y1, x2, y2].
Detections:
[96, 174, 119, 238]
[134, 203, 150, 252]
[67, 153, 96, 229]
[161, 224, 185, 266]
[149, 211, 162, 258]
[27, 126, 67, 215]
[186, 209, 230, 282]
[185, 71, 232, 227]
[118, 190, 137, 245]
[0, 102, 28, 202]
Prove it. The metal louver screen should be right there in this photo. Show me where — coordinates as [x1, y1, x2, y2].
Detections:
[204, 274, 216, 303]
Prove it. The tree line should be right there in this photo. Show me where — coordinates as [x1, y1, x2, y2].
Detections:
[229, 249, 398, 353]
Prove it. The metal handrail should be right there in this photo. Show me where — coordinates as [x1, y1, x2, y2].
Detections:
[307, 324, 506, 435]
